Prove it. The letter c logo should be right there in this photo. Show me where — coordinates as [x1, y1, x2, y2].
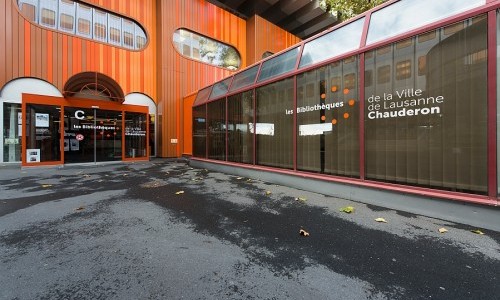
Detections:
[75, 110, 85, 120]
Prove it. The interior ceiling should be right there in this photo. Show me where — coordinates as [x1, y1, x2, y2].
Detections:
[206, 0, 339, 39]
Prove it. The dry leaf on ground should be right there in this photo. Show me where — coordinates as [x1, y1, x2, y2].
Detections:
[299, 229, 310, 237]
[236, 177, 243, 180]
[74, 206, 85, 211]
[375, 218, 387, 223]
[471, 229, 485, 235]
[41, 184, 52, 188]
[439, 228, 448, 233]
[265, 191, 272, 195]
[295, 197, 307, 202]
[175, 191, 185, 195]
[340, 206, 355, 213]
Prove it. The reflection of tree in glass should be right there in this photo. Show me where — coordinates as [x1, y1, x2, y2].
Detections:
[199, 38, 218, 63]
[220, 47, 240, 70]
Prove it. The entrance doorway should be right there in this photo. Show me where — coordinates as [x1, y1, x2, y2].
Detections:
[22, 94, 149, 167]
[64, 107, 122, 164]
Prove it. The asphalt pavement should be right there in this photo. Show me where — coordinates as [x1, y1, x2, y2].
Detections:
[0, 159, 499, 300]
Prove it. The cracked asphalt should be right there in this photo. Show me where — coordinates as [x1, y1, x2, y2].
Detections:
[0, 159, 499, 300]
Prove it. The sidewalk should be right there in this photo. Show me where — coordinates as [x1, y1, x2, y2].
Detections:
[0, 160, 499, 299]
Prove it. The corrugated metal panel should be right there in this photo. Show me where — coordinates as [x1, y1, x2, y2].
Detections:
[0, 0, 157, 102]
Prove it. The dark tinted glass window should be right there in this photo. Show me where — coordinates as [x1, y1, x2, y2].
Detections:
[192, 105, 206, 158]
[227, 90, 254, 164]
[364, 17, 488, 194]
[230, 65, 259, 92]
[297, 56, 359, 176]
[255, 78, 294, 169]
[207, 100, 226, 160]
[367, 0, 485, 44]
[209, 77, 232, 100]
[258, 47, 299, 82]
[299, 18, 364, 68]
[194, 86, 212, 106]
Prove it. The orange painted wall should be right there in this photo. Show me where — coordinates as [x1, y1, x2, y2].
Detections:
[0, 0, 157, 101]
[160, 2, 301, 158]
[247, 15, 302, 64]
[156, 0, 247, 157]
[182, 92, 197, 156]
[0, 0, 300, 159]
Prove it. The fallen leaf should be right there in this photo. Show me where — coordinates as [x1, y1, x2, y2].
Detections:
[175, 191, 185, 195]
[340, 206, 355, 213]
[375, 218, 387, 223]
[299, 229, 310, 237]
[41, 184, 52, 188]
[265, 191, 272, 195]
[438, 228, 448, 233]
[74, 206, 85, 211]
[295, 197, 307, 202]
[236, 177, 243, 180]
[471, 229, 485, 235]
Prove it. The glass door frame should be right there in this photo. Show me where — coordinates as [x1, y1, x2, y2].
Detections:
[22, 93, 149, 166]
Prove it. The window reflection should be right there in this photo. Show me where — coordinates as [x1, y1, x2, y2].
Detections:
[192, 105, 207, 158]
[366, 0, 485, 44]
[364, 17, 488, 194]
[258, 47, 300, 82]
[256, 78, 294, 169]
[17, 0, 148, 50]
[25, 104, 61, 163]
[125, 112, 147, 158]
[173, 28, 241, 70]
[299, 18, 364, 68]
[297, 56, 359, 176]
[228, 90, 253, 164]
[229, 65, 259, 92]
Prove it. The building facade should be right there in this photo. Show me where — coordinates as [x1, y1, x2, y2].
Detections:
[0, 0, 302, 166]
[192, 0, 500, 207]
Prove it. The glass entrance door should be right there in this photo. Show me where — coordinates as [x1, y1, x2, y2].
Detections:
[64, 107, 122, 164]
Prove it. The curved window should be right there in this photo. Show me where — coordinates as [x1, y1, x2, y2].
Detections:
[173, 28, 241, 70]
[17, 0, 148, 50]
[366, 0, 485, 45]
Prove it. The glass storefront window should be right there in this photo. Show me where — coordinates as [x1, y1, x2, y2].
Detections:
[96, 110, 122, 161]
[207, 100, 226, 160]
[3, 103, 22, 162]
[25, 104, 61, 163]
[258, 47, 300, 82]
[497, 10, 500, 195]
[209, 77, 232, 100]
[229, 65, 259, 92]
[299, 18, 365, 68]
[149, 114, 155, 157]
[255, 78, 294, 169]
[366, 0, 485, 45]
[63, 107, 95, 163]
[297, 56, 359, 176]
[192, 105, 206, 158]
[125, 112, 147, 158]
[364, 17, 488, 194]
[227, 90, 253, 164]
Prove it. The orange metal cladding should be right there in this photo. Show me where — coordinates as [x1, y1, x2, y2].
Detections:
[182, 92, 197, 156]
[0, 0, 157, 107]
[162, 1, 301, 158]
[247, 15, 301, 64]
